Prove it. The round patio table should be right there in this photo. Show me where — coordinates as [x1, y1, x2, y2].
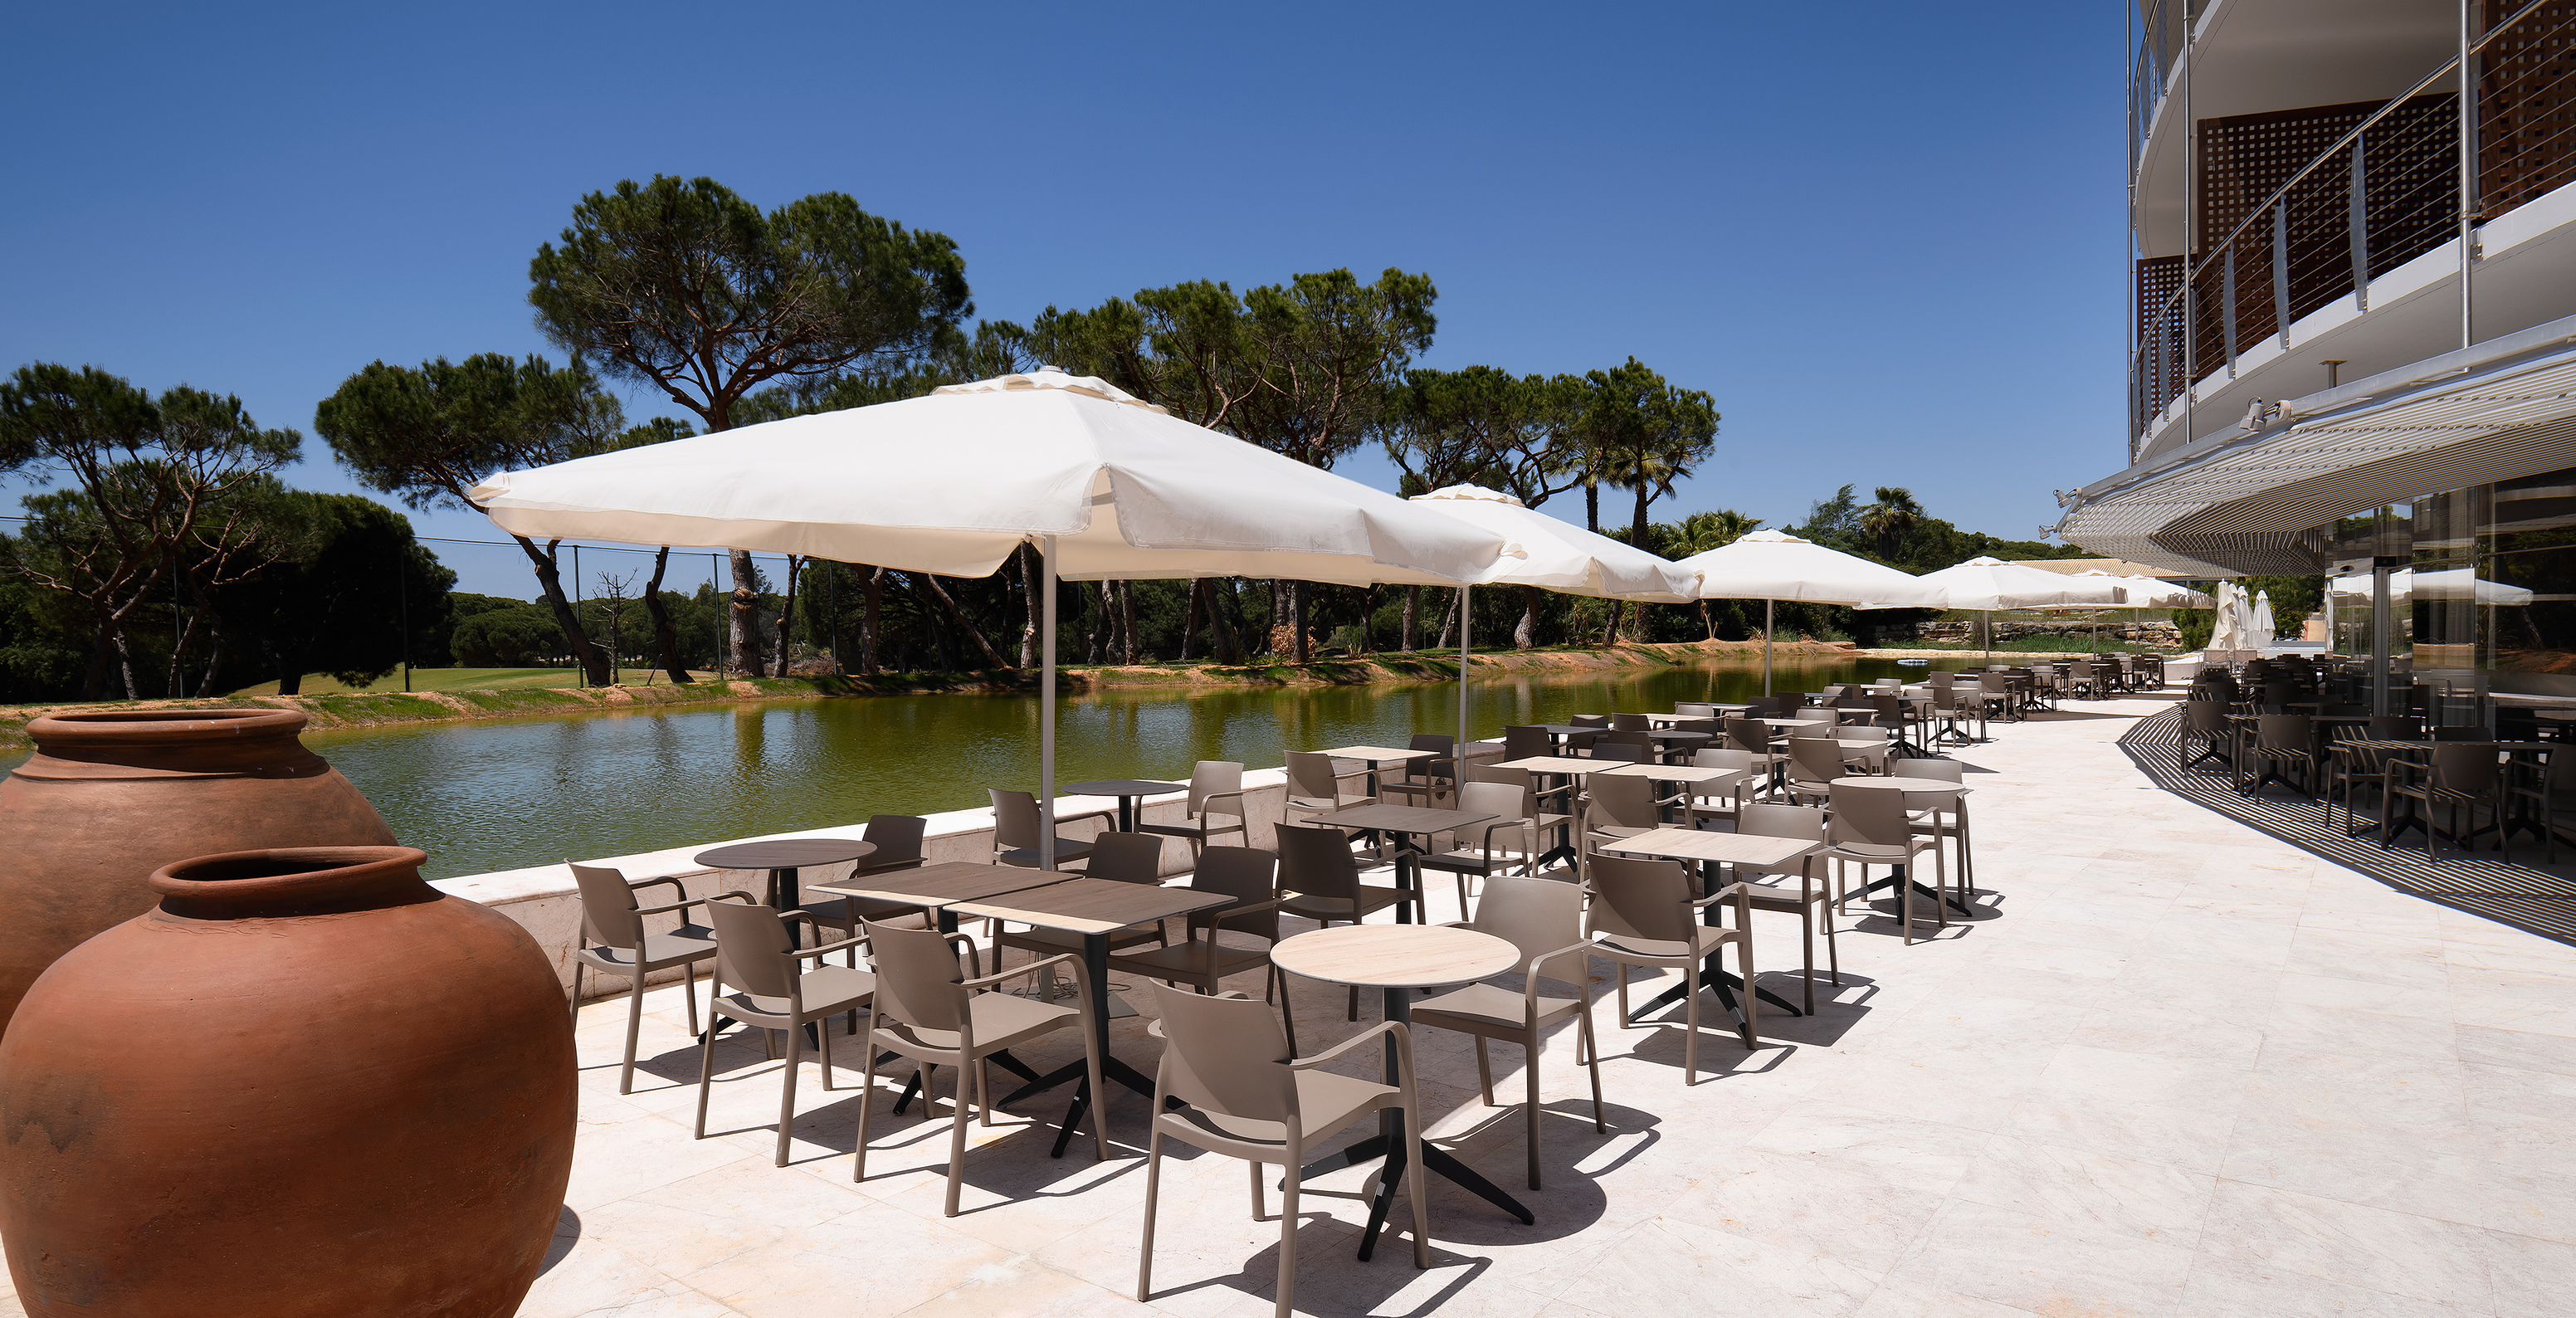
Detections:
[694, 837, 875, 910]
[1271, 923, 1533, 1255]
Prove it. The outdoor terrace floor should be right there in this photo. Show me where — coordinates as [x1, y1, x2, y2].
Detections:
[21, 690, 2564, 1318]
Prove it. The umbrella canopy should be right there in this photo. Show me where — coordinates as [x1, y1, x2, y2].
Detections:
[1673, 530, 1947, 607]
[1913, 557, 2126, 610]
[2328, 568, 2535, 606]
[471, 369, 1505, 586]
[468, 369, 1514, 869]
[2074, 569, 2213, 608]
[2207, 581, 2256, 653]
[1408, 485, 1697, 600]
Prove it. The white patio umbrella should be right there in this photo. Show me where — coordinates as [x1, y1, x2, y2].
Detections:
[1671, 529, 1947, 695]
[1408, 484, 1697, 747]
[2073, 569, 2213, 654]
[2206, 580, 2253, 656]
[2328, 568, 2535, 606]
[2250, 590, 2277, 644]
[471, 369, 1511, 867]
[1913, 556, 2125, 665]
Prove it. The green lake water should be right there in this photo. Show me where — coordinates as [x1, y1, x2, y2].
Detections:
[82, 656, 1988, 881]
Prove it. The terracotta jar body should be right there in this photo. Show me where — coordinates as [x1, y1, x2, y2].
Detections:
[0, 709, 393, 1032]
[0, 847, 578, 1318]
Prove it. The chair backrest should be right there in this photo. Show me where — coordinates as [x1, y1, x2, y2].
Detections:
[1188, 761, 1246, 814]
[861, 814, 927, 866]
[1284, 751, 1344, 799]
[2432, 725, 2490, 741]
[569, 862, 645, 949]
[2255, 715, 2313, 751]
[989, 788, 1041, 849]
[1466, 876, 1586, 987]
[1610, 713, 1652, 731]
[862, 919, 970, 1033]
[1503, 725, 1550, 762]
[1586, 771, 1662, 828]
[1457, 778, 1530, 824]
[2430, 741, 2501, 791]
[1893, 759, 1964, 783]
[1570, 714, 1610, 729]
[1740, 696, 1781, 719]
[1737, 801, 1826, 842]
[1594, 730, 1653, 756]
[1842, 725, 1889, 744]
[1583, 853, 1698, 944]
[1675, 703, 1717, 716]
[1275, 823, 1360, 902]
[1670, 717, 1719, 735]
[1695, 746, 1755, 772]
[1087, 831, 1167, 884]
[1724, 719, 1773, 755]
[1188, 846, 1281, 940]
[1149, 984, 1297, 1124]
[1407, 734, 1457, 780]
[706, 896, 800, 1002]
[1930, 671, 1954, 690]
[2367, 715, 2420, 740]
[2184, 699, 2227, 733]
[1589, 740, 1651, 763]
[1827, 783, 1912, 847]
[1788, 737, 1845, 784]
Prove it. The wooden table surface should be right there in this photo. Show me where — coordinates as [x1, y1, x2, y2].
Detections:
[1594, 763, 1740, 786]
[949, 876, 1233, 935]
[1594, 828, 1821, 867]
[808, 860, 1064, 907]
[1321, 745, 1440, 762]
[1828, 776, 1969, 796]
[694, 837, 876, 871]
[1309, 803, 1500, 835]
[1497, 755, 1617, 775]
[1061, 779, 1187, 797]
[1271, 924, 1519, 989]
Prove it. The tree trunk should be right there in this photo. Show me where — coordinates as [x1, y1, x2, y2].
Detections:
[861, 568, 883, 674]
[727, 549, 764, 677]
[775, 554, 806, 677]
[1208, 578, 1241, 664]
[165, 595, 204, 699]
[644, 547, 692, 683]
[1178, 579, 1201, 661]
[1516, 585, 1539, 649]
[1120, 580, 1140, 663]
[1291, 580, 1310, 664]
[1602, 600, 1624, 646]
[1435, 589, 1455, 650]
[1016, 544, 1040, 668]
[1402, 585, 1419, 653]
[194, 606, 229, 698]
[1086, 583, 1107, 663]
[921, 572, 1007, 669]
[1633, 482, 1653, 555]
[1697, 599, 1716, 640]
[511, 535, 611, 686]
[276, 665, 302, 696]
[1584, 481, 1600, 534]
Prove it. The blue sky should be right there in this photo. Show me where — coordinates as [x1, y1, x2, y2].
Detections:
[1, 2, 2127, 598]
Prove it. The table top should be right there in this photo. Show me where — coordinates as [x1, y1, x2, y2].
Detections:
[1496, 755, 1612, 775]
[809, 861, 1063, 907]
[1271, 924, 1519, 989]
[949, 876, 1234, 935]
[1061, 779, 1187, 797]
[1308, 803, 1502, 835]
[1594, 763, 1740, 785]
[1760, 717, 1835, 729]
[1594, 828, 1822, 867]
[1530, 724, 1610, 735]
[1647, 730, 1713, 744]
[1320, 745, 1440, 762]
[2334, 738, 2558, 752]
[1828, 776, 1969, 796]
[695, 838, 876, 871]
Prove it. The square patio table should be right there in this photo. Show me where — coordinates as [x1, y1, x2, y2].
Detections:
[1060, 779, 1188, 832]
[1305, 803, 1500, 918]
[1320, 744, 1442, 797]
[953, 876, 1236, 1154]
[1592, 827, 1820, 1019]
[1495, 756, 1622, 868]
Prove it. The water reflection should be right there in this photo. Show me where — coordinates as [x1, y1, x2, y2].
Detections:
[236, 657, 1973, 880]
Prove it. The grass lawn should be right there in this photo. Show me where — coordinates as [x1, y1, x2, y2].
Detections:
[226, 667, 713, 696]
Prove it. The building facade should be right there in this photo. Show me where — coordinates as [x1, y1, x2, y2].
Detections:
[2058, 0, 2576, 707]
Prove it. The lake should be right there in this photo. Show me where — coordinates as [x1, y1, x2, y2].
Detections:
[129, 656, 1984, 879]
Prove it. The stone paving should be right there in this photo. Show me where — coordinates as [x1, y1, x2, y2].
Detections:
[21, 689, 2562, 1317]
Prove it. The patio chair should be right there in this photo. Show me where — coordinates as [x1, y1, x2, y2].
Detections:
[1470, 761, 1574, 830]
[790, 813, 934, 961]
[1726, 803, 1837, 1013]
[2241, 715, 2319, 806]
[1783, 735, 1848, 807]
[570, 862, 724, 1095]
[1690, 746, 1759, 820]
[1108, 846, 1296, 1052]
[989, 788, 1113, 870]
[1892, 759, 1974, 897]
[999, 831, 1171, 969]
[2505, 746, 2576, 862]
[2182, 697, 2232, 769]
[1380, 734, 1457, 808]
[1283, 750, 1374, 827]
[2383, 742, 2509, 863]
[1411, 875, 1603, 1189]
[2433, 725, 2492, 741]
[853, 920, 1109, 1215]
[1415, 779, 1543, 915]
[1138, 760, 1249, 857]
[1589, 732, 1653, 762]
[1582, 851, 1756, 1083]
[1610, 712, 1653, 731]
[1135, 986, 1429, 1317]
[1582, 770, 1687, 865]
[1502, 725, 1553, 763]
[1823, 782, 1944, 947]
[692, 896, 875, 1166]
[1276, 824, 1417, 1020]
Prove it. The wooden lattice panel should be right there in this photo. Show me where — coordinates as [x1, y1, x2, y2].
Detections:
[2482, 0, 2576, 219]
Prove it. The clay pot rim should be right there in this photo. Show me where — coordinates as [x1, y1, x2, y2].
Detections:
[152, 846, 432, 910]
[30, 708, 309, 741]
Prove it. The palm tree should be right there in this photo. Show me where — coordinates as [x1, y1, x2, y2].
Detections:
[1858, 486, 1923, 562]
[1671, 510, 1764, 639]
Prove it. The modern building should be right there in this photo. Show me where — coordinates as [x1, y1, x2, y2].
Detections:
[2056, 0, 2576, 709]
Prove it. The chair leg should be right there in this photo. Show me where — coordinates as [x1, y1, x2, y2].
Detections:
[693, 992, 720, 1140]
[1273, 964, 1298, 1057]
[1682, 959, 1700, 1086]
[1736, 934, 1759, 1049]
[621, 972, 647, 1095]
[1276, 1159, 1302, 1318]
[1580, 1003, 1606, 1133]
[1399, 1106, 1432, 1270]
[817, 1013, 835, 1091]
[1474, 1036, 1495, 1106]
[774, 1019, 803, 1167]
[1249, 1159, 1265, 1219]
[853, 1030, 880, 1184]
[1525, 1035, 1544, 1191]
[1136, 1125, 1164, 1302]
[681, 960, 700, 1037]
[944, 1062, 973, 1216]
[1800, 905, 1816, 1016]
[568, 963, 583, 1025]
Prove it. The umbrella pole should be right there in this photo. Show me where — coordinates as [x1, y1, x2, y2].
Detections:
[1983, 610, 1991, 667]
[1040, 535, 1058, 871]
[1764, 599, 1773, 696]
[1458, 584, 1471, 758]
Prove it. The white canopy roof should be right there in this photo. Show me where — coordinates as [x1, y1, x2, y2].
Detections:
[1915, 557, 2126, 610]
[468, 369, 1508, 587]
[1408, 486, 1697, 601]
[2328, 568, 2536, 606]
[1671, 529, 1947, 608]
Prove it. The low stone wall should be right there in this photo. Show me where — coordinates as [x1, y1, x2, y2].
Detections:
[435, 743, 1505, 1001]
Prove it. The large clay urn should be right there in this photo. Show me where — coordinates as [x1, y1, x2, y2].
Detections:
[0, 846, 578, 1317]
[0, 708, 393, 1033]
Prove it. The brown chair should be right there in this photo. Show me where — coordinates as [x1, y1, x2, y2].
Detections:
[1591, 730, 1654, 761]
[791, 813, 934, 959]
[1379, 734, 1457, 808]
[2383, 742, 2508, 862]
[1501, 725, 1553, 764]
[853, 920, 1109, 1215]
[2506, 747, 2576, 862]
[990, 788, 1113, 869]
[1583, 851, 1755, 1083]
[1410, 875, 1603, 1189]
[1414, 779, 1542, 916]
[1283, 750, 1375, 827]
[1726, 803, 1837, 1014]
[569, 862, 724, 1095]
[1609, 713, 1654, 731]
[2182, 697, 2232, 769]
[1782, 735, 1849, 807]
[1136, 988, 1429, 1317]
[1892, 759, 1974, 899]
[1137, 760, 1249, 857]
[1107, 846, 1296, 1052]
[1580, 771, 1686, 883]
[2241, 715, 2318, 805]
[691, 896, 875, 1165]
[1276, 824, 1417, 1020]
[1823, 783, 1944, 946]
[999, 832, 1171, 968]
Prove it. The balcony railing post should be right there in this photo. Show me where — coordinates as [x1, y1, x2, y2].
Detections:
[2350, 135, 2372, 310]
[2222, 242, 2239, 375]
[2460, 0, 2478, 351]
[2272, 199, 2291, 347]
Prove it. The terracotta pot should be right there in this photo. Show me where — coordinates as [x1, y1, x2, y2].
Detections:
[0, 846, 578, 1318]
[0, 708, 393, 1033]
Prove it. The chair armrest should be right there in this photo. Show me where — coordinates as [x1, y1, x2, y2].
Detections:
[1287, 1018, 1410, 1071]
[795, 934, 870, 960]
[627, 875, 689, 901]
[632, 895, 720, 917]
[959, 951, 1079, 992]
[1052, 807, 1116, 827]
[1200, 790, 1249, 814]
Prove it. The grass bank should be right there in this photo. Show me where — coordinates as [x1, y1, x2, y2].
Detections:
[0, 636, 1865, 757]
